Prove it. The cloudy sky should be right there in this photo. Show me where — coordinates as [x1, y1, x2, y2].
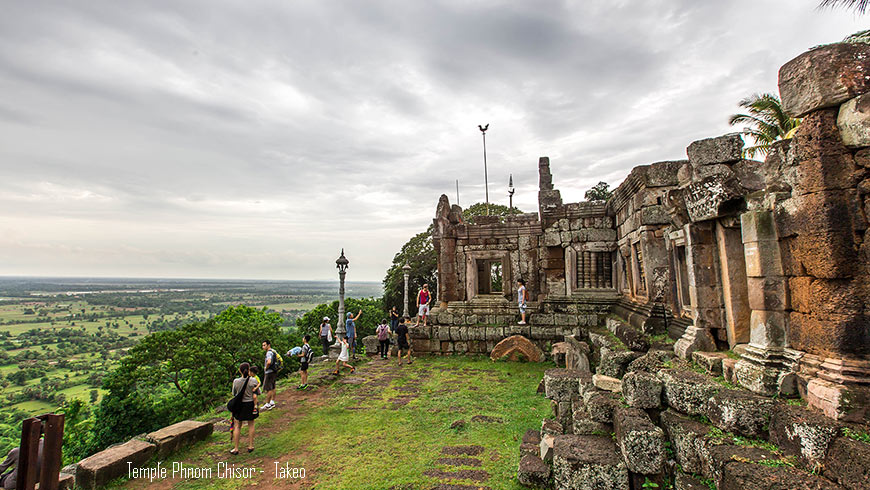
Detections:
[0, 1, 863, 281]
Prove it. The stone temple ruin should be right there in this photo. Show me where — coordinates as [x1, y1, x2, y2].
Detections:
[411, 42, 870, 488]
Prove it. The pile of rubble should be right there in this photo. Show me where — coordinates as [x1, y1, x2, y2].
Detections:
[517, 320, 870, 490]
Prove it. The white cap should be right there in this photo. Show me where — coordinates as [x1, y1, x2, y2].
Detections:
[323, 316, 330, 321]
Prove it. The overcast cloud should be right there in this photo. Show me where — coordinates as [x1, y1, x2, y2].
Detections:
[0, 1, 863, 281]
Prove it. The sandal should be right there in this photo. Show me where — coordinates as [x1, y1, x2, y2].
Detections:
[350, 367, 356, 373]
[247, 447, 254, 453]
[229, 449, 239, 455]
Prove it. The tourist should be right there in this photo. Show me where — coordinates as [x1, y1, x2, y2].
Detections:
[376, 318, 390, 359]
[319, 316, 333, 355]
[346, 310, 362, 360]
[230, 362, 259, 454]
[395, 317, 413, 365]
[389, 306, 400, 332]
[517, 278, 529, 325]
[261, 340, 277, 411]
[298, 335, 313, 389]
[415, 284, 431, 327]
[229, 365, 262, 436]
[332, 336, 355, 375]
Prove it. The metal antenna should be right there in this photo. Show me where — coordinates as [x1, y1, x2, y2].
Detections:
[508, 173, 515, 211]
[456, 179, 460, 206]
[478, 124, 490, 215]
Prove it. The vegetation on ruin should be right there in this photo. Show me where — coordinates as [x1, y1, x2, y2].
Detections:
[584, 181, 613, 202]
[728, 93, 801, 159]
[819, 0, 870, 14]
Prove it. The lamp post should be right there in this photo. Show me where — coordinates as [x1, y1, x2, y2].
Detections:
[402, 262, 411, 318]
[508, 173, 515, 211]
[478, 124, 490, 215]
[336, 249, 349, 340]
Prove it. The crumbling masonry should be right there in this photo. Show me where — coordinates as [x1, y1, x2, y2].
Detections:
[416, 42, 870, 489]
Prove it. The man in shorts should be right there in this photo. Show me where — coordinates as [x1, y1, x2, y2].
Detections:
[395, 317, 413, 365]
[517, 278, 529, 325]
[297, 335, 312, 389]
[415, 283, 431, 327]
[261, 340, 277, 410]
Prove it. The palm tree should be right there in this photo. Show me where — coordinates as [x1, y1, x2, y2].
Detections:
[819, 0, 869, 14]
[728, 93, 801, 159]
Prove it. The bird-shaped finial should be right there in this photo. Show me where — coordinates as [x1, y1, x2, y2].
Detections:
[478, 124, 489, 133]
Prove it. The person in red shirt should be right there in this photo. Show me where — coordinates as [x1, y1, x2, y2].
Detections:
[415, 284, 431, 327]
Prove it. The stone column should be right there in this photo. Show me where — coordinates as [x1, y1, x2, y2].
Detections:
[674, 222, 718, 358]
[734, 210, 797, 396]
[337, 267, 346, 340]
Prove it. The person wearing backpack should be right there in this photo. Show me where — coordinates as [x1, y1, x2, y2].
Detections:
[230, 362, 259, 454]
[376, 319, 390, 359]
[297, 335, 314, 389]
[261, 340, 280, 411]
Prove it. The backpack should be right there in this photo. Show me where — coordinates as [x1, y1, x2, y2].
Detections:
[377, 324, 389, 341]
[304, 345, 314, 363]
[270, 349, 284, 372]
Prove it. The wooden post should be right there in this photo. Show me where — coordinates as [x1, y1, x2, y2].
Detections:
[16, 418, 41, 490]
[39, 414, 64, 490]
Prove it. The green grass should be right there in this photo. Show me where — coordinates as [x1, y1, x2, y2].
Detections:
[122, 356, 552, 490]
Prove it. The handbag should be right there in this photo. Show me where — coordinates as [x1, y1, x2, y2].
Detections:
[226, 376, 250, 414]
[327, 330, 333, 342]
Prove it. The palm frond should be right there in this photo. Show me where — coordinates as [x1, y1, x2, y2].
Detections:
[819, 0, 870, 14]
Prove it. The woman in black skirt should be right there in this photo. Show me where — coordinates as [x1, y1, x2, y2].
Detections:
[230, 362, 260, 454]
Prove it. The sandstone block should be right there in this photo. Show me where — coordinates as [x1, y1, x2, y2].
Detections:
[597, 348, 643, 378]
[518, 453, 551, 487]
[779, 42, 870, 118]
[747, 276, 789, 312]
[361, 335, 379, 356]
[769, 405, 840, 470]
[614, 407, 665, 474]
[704, 444, 782, 486]
[586, 392, 620, 423]
[146, 420, 213, 458]
[791, 154, 864, 196]
[823, 435, 870, 489]
[749, 310, 787, 349]
[660, 409, 711, 475]
[544, 368, 584, 401]
[687, 134, 744, 166]
[627, 350, 674, 374]
[592, 374, 622, 393]
[703, 389, 775, 438]
[660, 369, 722, 415]
[719, 459, 845, 490]
[553, 435, 629, 490]
[491, 334, 543, 362]
[540, 433, 555, 462]
[542, 418, 565, 437]
[624, 373, 663, 410]
[722, 358, 738, 384]
[76, 440, 156, 490]
[572, 406, 611, 436]
[692, 351, 730, 376]
[520, 429, 541, 458]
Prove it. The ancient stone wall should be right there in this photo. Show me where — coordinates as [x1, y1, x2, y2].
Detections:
[428, 41, 870, 423]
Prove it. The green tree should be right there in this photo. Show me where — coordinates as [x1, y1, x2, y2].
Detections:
[584, 182, 613, 202]
[91, 305, 286, 451]
[728, 93, 801, 159]
[819, 0, 869, 13]
[382, 203, 522, 314]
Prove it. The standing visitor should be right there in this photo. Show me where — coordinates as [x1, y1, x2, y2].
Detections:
[230, 362, 259, 454]
[297, 335, 313, 389]
[517, 279, 529, 325]
[415, 284, 431, 327]
[395, 317, 414, 365]
[229, 365, 262, 436]
[346, 309, 362, 360]
[319, 317, 333, 355]
[332, 336, 355, 375]
[261, 340, 277, 411]
[389, 306, 400, 332]
[376, 319, 390, 359]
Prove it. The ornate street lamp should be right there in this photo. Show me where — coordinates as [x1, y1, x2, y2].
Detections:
[508, 173, 515, 211]
[402, 262, 411, 318]
[336, 249, 349, 340]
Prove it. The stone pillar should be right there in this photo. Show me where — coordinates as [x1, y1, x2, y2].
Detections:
[337, 268, 347, 340]
[674, 222, 718, 358]
[715, 220, 750, 347]
[734, 210, 796, 396]
[402, 265, 411, 319]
